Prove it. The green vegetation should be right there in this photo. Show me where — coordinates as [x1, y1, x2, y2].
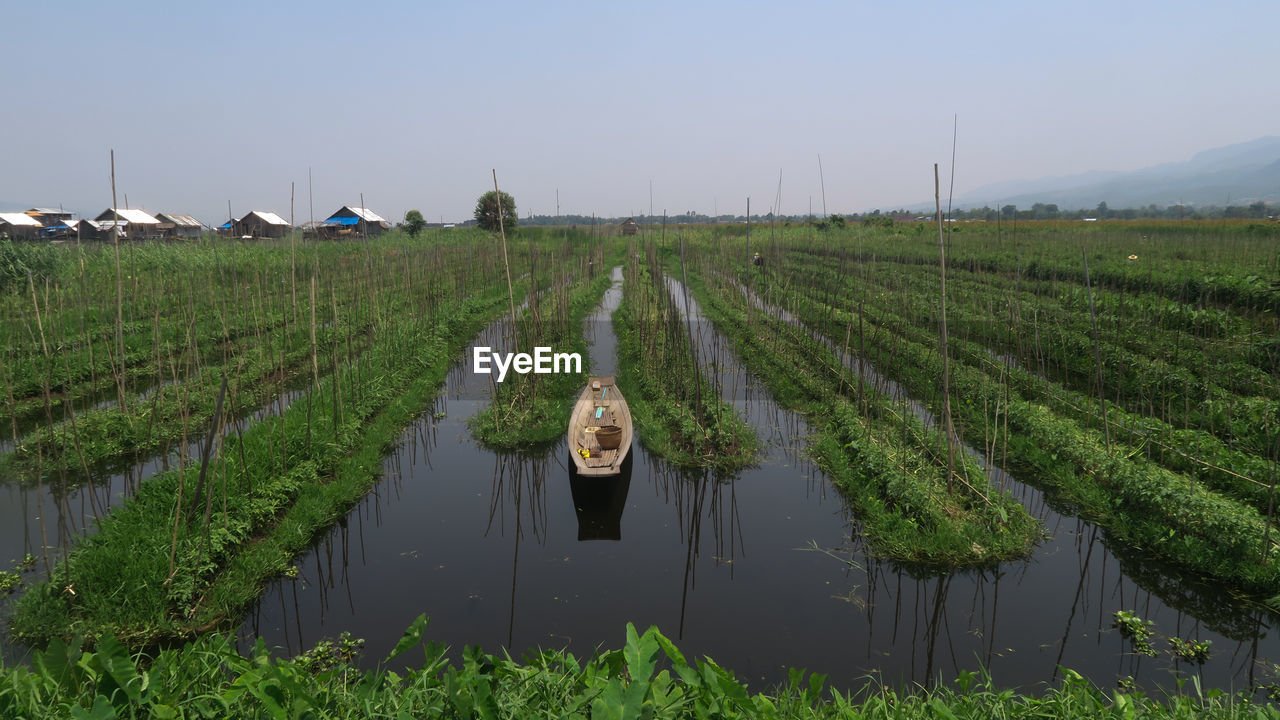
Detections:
[2, 219, 1277, 714]
[613, 241, 758, 470]
[0, 236, 466, 474]
[473, 189, 518, 233]
[1169, 637, 1213, 665]
[402, 209, 426, 238]
[5, 233, 528, 645]
[1113, 610, 1156, 656]
[0, 238, 64, 292]
[2, 618, 1275, 719]
[675, 257, 1040, 566]
[672, 219, 1279, 600]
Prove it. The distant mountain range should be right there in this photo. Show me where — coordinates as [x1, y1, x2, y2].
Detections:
[939, 136, 1280, 211]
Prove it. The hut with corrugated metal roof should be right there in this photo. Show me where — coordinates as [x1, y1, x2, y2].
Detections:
[22, 208, 76, 239]
[323, 205, 390, 237]
[155, 213, 204, 239]
[619, 218, 639, 236]
[233, 210, 291, 239]
[0, 212, 42, 240]
[26, 208, 74, 227]
[93, 208, 161, 239]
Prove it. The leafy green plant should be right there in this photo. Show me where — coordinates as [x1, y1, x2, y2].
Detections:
[1113, 610, 1156, 656]
[1168, 636, 1212, 664]
[293, 632, 364, 674]
[0, 617, 1273, 719]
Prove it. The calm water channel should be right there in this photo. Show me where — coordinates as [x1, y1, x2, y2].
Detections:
[4, 266, 1279, 697]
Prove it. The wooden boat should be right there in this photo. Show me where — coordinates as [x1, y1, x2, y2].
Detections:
[568, 376, 633, 476]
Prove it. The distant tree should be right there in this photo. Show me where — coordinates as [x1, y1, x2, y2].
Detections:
[1001, 204, 1017, 219]
[474, 191, 518, 233]
[1095, 201, 1110, 219]
[403, 209, 426, 238]
[829, 214, 847, 228]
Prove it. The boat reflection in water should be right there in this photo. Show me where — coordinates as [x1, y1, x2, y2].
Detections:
[569, 454, 632, 541]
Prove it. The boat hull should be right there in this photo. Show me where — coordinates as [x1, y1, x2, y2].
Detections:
[568, 376, 633, 476]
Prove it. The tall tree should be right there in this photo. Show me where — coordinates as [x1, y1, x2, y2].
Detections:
[403, 209, 426, 238]
[474, 190, 518, 232]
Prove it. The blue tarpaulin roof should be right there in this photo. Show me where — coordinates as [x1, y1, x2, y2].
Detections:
[219, 222, 232, 229]
[324, 216, 359, 226]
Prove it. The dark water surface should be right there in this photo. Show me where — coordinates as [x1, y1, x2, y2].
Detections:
[4, 266, 1278, 698]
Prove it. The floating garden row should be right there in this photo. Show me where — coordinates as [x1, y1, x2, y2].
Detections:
[774, 249, 1276, 455]
[759, 248, 1277, 516]
[613, 242, 757, 470]
[10, 272, 519, 644]
[675, 256, 1040, 567]
[728, 246, 1280, 602]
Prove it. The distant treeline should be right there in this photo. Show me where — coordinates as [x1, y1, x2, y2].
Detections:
[486, 201, 1276, 228]
[929, 200, 1276, 222]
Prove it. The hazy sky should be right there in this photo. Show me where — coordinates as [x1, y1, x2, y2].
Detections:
[4, 1, 1276, 224]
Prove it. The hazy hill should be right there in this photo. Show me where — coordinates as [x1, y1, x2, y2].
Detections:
[949, 136, 1280, 211]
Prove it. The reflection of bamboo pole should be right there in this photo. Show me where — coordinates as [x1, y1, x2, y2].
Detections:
[1264, 433, 1278, 565]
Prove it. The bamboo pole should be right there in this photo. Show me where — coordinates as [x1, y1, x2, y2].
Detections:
[109, 150, 128, 414]
[493, 170, 518, 331]
[935, 164, 957, 491]
[291, 182, 297, 325]
[1082, 247, 1111, 452]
